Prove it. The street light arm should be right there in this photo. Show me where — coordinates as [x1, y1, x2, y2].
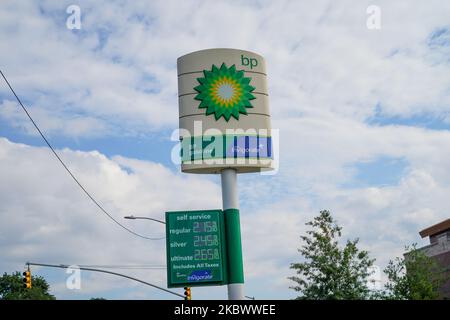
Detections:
[26, 262, 183, 298]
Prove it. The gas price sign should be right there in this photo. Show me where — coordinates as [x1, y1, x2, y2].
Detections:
[166, 210, 227, 288]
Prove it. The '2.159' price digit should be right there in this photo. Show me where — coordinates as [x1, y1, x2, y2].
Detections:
[193, 221, 218, 233]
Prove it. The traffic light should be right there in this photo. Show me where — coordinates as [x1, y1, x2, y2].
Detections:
[23, 270, 32, 289]
[184, 287, 191, 300]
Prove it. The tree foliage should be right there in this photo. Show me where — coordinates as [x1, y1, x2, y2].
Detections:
[289, 210, 375, 300]
[382, 244, 447, 300]
[0, 271, 55, 300]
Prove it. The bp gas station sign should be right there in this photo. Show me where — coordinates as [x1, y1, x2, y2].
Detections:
[177, 48, 273, 174]
[166, 48, 273, 299]
[166, 210, 227, 288]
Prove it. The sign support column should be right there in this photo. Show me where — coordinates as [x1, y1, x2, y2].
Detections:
[221, 168, 245, 300]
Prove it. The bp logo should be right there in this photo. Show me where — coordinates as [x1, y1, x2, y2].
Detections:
[194, 63, 256, 121]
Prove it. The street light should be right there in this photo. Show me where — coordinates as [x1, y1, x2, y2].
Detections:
[124, 215, 166, 225]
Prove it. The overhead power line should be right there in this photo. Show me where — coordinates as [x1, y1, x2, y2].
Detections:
[0, 69, 163, 240]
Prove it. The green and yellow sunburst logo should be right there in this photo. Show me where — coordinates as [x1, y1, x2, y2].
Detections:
[194, 63, 256, 121]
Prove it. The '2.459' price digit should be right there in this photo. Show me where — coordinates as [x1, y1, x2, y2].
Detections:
[193, 235, 219, 247]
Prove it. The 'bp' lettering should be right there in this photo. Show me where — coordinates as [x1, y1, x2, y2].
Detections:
[241, 55, 258, 69]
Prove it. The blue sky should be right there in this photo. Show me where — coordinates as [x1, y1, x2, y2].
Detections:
[1, 0, 450, 300]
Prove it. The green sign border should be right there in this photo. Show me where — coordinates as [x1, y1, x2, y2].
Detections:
[165, 209, 228, 288]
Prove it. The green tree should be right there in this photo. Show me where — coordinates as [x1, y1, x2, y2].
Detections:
[289, 210, 375, 300]
[382, 244, 447, 300]
[0, 271, 55, 300]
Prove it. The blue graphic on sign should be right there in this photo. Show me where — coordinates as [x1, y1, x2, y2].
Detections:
[225, 136, 272, 158]
[187, 270, 213, 281]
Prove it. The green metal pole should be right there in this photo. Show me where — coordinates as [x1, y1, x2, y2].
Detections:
[221, 168, 244, 299]
[224, 208, 244, 284]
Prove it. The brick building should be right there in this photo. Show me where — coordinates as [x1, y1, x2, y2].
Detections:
[419, 218, 450, 299]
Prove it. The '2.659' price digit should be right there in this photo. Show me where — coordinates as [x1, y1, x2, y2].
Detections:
[194, 248, 220, 260]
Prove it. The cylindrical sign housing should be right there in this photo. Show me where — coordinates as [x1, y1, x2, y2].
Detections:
[177, 48, 273, 174]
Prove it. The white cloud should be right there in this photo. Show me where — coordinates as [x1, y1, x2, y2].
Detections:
[0, 99, 109, 138]
[0, 137, 222, 298]
[2, 0, 450, 138]
[1, 0, 450, 299]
